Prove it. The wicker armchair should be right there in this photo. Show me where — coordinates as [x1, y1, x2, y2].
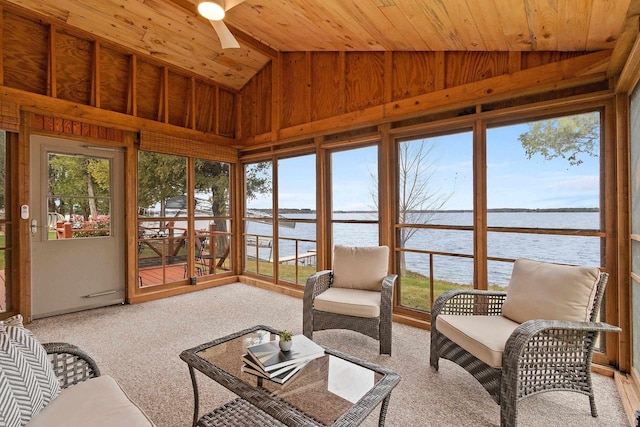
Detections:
[43, 342, 101, 388]
[303, 245, 397, 355]
[430, 259, 621, 427]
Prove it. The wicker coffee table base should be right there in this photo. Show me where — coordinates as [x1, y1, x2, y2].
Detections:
[197, 398, 288, 427]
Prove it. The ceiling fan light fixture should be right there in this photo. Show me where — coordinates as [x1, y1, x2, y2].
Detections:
[198, 1, 225, 21]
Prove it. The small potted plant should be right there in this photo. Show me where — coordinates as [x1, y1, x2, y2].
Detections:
[278, 329, 293, 351]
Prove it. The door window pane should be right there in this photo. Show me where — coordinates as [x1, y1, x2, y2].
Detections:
[47, 153, 111, 239]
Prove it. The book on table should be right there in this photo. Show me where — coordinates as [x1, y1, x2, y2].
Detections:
[241, 360, 309, 384]
[246, 334, 325, 373]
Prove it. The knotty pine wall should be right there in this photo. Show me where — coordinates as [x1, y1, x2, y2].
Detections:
[239, 51, 598, 143]
[1, 9, 236, 138]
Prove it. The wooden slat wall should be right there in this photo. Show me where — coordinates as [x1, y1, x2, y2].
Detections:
[240, 50, 600, 141]
[0, 9, 233, 138]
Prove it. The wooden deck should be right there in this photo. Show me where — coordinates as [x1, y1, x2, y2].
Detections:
[138, 265, 185, 287]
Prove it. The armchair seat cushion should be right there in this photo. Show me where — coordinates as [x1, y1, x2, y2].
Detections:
[27, 375, 154, 427]
[313, 288, 381, 318]
[436, 315, 520, 368]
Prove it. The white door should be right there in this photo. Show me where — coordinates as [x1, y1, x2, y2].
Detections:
[30, 135, 125, 319]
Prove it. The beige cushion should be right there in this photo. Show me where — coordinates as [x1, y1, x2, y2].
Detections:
[314, 287, 381, 318]
[332, 245, 389, 291]
[27, 375, 155, 427]
[436, 315, 521, 368]
[502, 258, 600, 324]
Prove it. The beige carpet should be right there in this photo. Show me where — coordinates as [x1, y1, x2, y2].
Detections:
[28, 283, 628, 427]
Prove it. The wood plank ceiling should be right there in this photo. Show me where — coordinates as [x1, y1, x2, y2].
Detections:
[2, 0, 636, 91]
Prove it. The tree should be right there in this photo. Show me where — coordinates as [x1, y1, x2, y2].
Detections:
[371, 140, 451, 274]
[518, 113, 599, 166]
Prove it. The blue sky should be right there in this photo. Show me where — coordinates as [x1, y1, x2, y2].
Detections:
[247, 120, 600, 211]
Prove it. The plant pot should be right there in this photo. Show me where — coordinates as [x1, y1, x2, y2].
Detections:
[279, 340, 292, 351]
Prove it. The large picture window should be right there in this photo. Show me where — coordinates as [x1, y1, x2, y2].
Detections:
[395, 131, 473, 312]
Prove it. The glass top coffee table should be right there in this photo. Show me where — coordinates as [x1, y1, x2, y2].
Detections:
[180, 325, 400, 427]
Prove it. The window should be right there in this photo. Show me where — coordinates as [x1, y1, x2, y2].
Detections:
[486, 112, 602, 287]
[331, 146, 379, 248]
[137, 151, 187, 287]
[47, 153, 111, 239]
[244, 161, 273, 277]
[395, 131, 473, 312]
[277, 154, 316, 284]
[194, 160, 232, 276]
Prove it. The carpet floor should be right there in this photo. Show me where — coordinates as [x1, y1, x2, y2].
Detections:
[29, 283, 628, 426]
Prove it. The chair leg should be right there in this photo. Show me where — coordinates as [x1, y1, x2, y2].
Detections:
[589, 393, 598, 418]
[429, 332, 439, 370]
[379, 332, 391, 356]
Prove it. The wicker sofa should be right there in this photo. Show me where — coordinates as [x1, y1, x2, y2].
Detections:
[430, 258, 621, 427]
[0, 315, 154, 427]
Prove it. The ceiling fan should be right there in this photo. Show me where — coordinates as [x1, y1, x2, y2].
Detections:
[197, 0, 245, 49]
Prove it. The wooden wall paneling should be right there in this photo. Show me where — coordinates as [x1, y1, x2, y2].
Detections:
[616, 92, 631, 371]
[434, 51, 445, 91]
[271, 54, 281, 142]
[162, 67, 168, 123]
[135, 59, 162, 122]
[129, 55, 136, 116]
[124, 131, 138, 301]
[195, 80, 216, 133]
[18, 112, 30, 320]
[55, 29, 92, 105]
[218, 89, 236, 138]
[603, 97, 620, 366]
[311, 52, 345, 121]
[256, 62, 272, 136]
[100, 46, 130, 114]
[508, 52, 522, 74]
[384, 52, 392, 103]
[167, 70, 189, 128]
[445, 52, 509, 88]
[92, 42, 99, 108]
[2, 12, 48, 95]
[392, 52, 436, 101]
[0, 6, 4, 86]
[48, 24, 55, 98]
[281, 52, 308, 128]
[345, 52, 385, 112]
[240, 75, 255, 138]
[190, 77, 195, 130]
[522, 51, 584, 69]
[473, 118, 487, 289]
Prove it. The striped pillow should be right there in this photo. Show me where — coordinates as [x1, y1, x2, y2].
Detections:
[0, 315, 60, 427]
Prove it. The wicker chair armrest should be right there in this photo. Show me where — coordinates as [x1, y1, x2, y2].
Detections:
[381, 274, 397, 310]
[43, 342, 101, 389]
[504, 320, 621, 365]
[303, 270, 333, 300]
[432, 289, 508, 318]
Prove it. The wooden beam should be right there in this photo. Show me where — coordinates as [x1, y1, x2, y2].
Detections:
[617, 24, 640, 93]
[0, 83, 237, 146]
[93, 41, 100, 108]
[48, 24, 56, 98]
[247, 51, 611, 145]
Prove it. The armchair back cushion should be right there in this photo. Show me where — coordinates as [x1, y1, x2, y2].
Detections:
[0, 315, 61, 427]
[502, 258, 600, 324]
[332, 245, 389, 291]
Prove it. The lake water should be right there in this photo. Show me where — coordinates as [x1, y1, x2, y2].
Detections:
[245, 211, 601, 287]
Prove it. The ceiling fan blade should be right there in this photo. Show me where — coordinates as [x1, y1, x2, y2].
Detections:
[209, 19, 240, 49]
[223, 0, 245, 11]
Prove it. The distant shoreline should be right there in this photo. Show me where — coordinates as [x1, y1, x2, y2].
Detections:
[260, 207, 600, 214]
